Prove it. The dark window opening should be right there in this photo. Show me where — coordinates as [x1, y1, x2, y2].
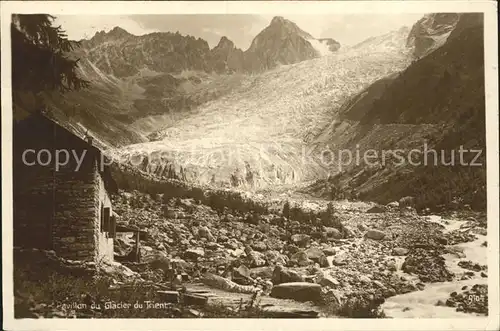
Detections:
[100, 203, 116, 238]
[103, 207, 110, 234]
[110, 214, 116, 239]
[100, 204, 104, 232]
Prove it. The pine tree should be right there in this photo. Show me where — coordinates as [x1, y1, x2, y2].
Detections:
[282, 200, 291, 237]
[11, 14, 89, 110]
[282, 200, 290, 220]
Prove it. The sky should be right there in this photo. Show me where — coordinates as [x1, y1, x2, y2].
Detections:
[54, 14, 423, 50]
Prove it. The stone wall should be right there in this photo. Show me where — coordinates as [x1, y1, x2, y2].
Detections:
[51, 155, 99, 261]
[13, 114, 114, 262]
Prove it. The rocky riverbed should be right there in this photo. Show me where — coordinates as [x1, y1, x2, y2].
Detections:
[382, 215, 488, 317]
[109, 191, 488, 318]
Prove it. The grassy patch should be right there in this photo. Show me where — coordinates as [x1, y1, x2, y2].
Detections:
[319, 292, 387, 318]
[14, 261, 266, 318]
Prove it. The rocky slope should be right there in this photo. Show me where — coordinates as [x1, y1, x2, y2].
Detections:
[406, 13, 460, 59]
[80, 27, 212, 77]
[111, 190, 487, 317]
[13, 180, 488, 318]
[305, 13, 485, 211]
[79, 16, 340, 77]
[209, 36, 245, 73]
[351, 26, 410, 55]
[15, 13, 484, 211]
[114, 14, 481, 195]
[114, 26, 411, 188]
[17, 16, 341, 148]
[244, 16, 340, 72]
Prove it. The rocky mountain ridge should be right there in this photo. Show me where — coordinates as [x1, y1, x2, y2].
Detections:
[21, 16, 342, 148]
[28, 13, 456, 151]
[106, 13, 474, 193]
[115, 29, 412, 188]
[406, 13, 460, 58]
[78, 16, 341, 77]
[16, 13, 484, 212]
[306, 13, 485, 211]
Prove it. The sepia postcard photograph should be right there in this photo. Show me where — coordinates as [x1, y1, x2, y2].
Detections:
[1, 1, 499, 330]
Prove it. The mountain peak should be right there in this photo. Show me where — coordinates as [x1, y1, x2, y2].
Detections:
[260, 16, 314, 41]
[215, 36, 235, 49]
[90, 26, 131, 42]
[269, 16, 309, 35]
[271, 16, 286, 25]
[107, 26, 132, 38]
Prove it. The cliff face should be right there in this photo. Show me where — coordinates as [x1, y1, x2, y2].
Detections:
[309, 13, 485, 211]
[115, 19, 411, 190]
[77, 16, 341, 77]
[406, 13, 460, 58]
[210, 36, 246, 73]
[79, 29, 212, 77]
[14, 16, 342, 148]
[13, 13, 484, 211]
[243, 16, 338, 72]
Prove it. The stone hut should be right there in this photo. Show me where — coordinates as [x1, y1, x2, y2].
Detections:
[13, 113, 118, 262]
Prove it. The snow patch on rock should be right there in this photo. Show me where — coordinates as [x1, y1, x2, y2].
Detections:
[307, 39, 334, 56]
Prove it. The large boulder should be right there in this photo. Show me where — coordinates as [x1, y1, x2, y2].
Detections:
[202, 272, 258, 294]
[285, 244, 300, 254]
[386, 201, 399, 209]
[305, 247, 329, 267]
[184, 248, 205, 260]
[305, 247, 323, 260]
[270, 283, 322, 302]
[399, 196, 416, 208]
[147, 255, 172, 272]
[322, 247, 336, 256]
[147, 254, 192, 273]
[265, 250, 289, 265]
[331, 255, 347, 266]
[289, 251, 313, 267]
[100, 261, 141, 281]
[170, 258, 192, 271]
[310, 230, 327, 241]
[272, 265, 305, 285]
[233, 264, 251, 279]
[232, 264, 254, 285]
[324, 227, 343, 239]
[291, 234, 311, 248]
[246, 250, 267, 267]
[316, 271, 340, 288]
[250, 266, 274, 279]
[364, 229, 386, 241]
[251, 241, 268, 252]
[198, 226, 215, 242]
